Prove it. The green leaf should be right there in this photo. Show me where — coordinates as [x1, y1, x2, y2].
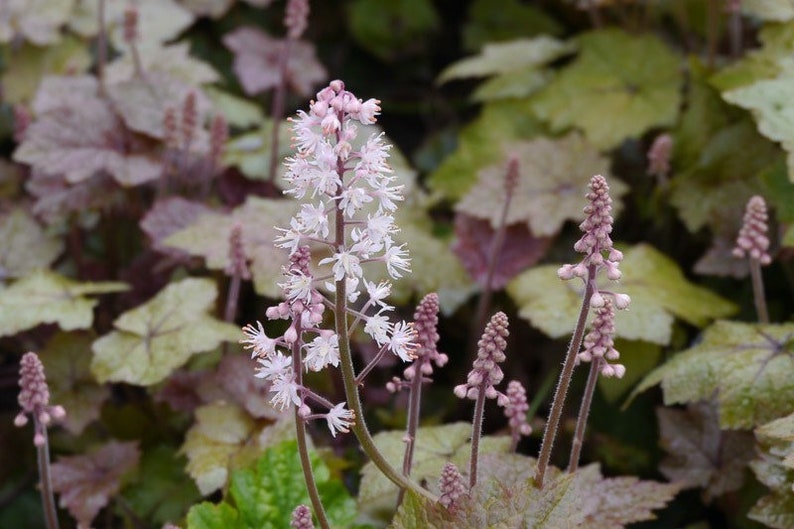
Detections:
[470, 69, 551, 102]
[427, 99, 545, 201]
[187, 440, 357, 529]
[205, 87, 265, 129]
[391, 453, 680, 529]
[0, 270, 127, 337]
[187, 502, 243, 529]
[164, 197, 299, 299]
[710, 22, 794, 91]
[749, 493, 794, 529]
[437, 36, 574, 84]
[222, 122, 293, 180]
[123, 445, 201, 526]
[743, 0, 794, 22]
[634, 321, 794, 429]
[532, 29, 682, 150]
[461, 0, 562, 52]
[507, 244, 737, 345]
[0, 207, 62, 279]
[91, 278, 240, 385]
[38, 332, 110, 435]
[598, 339, 662, 403]
[1, 36, 92, 104]
[670, 120, 780, 232]
[181, 401, 258, 496]
[455, 133, 620, 237]
[347, 0, 439, 60]
[358, 422, 511, 522]
[722, 67, 794, 181]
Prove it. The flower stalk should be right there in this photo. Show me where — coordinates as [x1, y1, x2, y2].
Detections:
[733, 195, 771, 324]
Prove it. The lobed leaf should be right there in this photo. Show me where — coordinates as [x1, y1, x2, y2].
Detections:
[455, 133, 619, 237]
[657, 402, 754, 501]
[186, 440, 357, 529]
[91, 278, 240, 385]
[0, 270, 127, 337]
[437, 36, 574, 84]
[38, 332, 110, 435]
[50, 441, 140, 529]
[634, 321, 794, 429]
[507, 244, 736, 345]
[223, 27, 327, 97]
[358, 422, 511, 522]
[532, 29, 682, 150]
[0, 207, 62, 279]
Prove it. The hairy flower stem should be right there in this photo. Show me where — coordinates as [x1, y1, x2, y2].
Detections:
[332, 194, 437, 503]
[36, 426, 59, 529]
[535, 265, 595, 488]
[749, 259, 769, 324]
[396, 358, 425, 506]
[567, 357, 601, 473]
[468, 382, 487, 488]
[292, 326, 331, 529]
[468, 159, 516, 362]
[268, 40, 292, 184]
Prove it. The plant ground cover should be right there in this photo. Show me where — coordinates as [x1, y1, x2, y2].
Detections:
[3, 1, 794, 528]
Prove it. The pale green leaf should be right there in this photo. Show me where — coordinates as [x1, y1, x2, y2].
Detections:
[163, 197, 299, 299]
[0, 271, 127, 337]
[634, 321, 794, 429]
[532, 29, 682, 150]
[711, 22, 794, 91]
[507, 244, 737, 345]
[181, 403, 297, 496]
[455, 134, 620, 236]
[0, 208, 62, 279]
[91, 278, 240, 385]
[39, 332, 110, 435]
[359, 423, 511, 522]
[180, 0, 235, 18]
[437, 36, 574, 84]
[471, 69, 551, 102]
[723, 72, 794, 181]
[105, 43, 219, 87]
[427, 99, 545, 201]
[204, 87, 265, 129]
[1, 36, 92, 104]
[749, 493, 794, 529]
[181, 401, 257, 495]
[69, 0, 194, 51]
[598, 339, 662, 403]
[222, 122, 293, 181]
[743, 0, 794, 21]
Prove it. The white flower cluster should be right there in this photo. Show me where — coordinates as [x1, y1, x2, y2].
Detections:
[239, 80, 418, 437]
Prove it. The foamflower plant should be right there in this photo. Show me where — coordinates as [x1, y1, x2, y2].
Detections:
[240, 79, 438, 527]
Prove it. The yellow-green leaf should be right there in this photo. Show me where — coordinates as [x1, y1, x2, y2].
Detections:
[0, 271, 127, 336]
[507, 244, 737, 345]
[91, 278, 239, 385]
[532, 29, 682, 150]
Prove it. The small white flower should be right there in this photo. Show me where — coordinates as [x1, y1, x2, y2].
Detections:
[365, 280, 392, 308]
[240, 321, 277, 358]
[274, 218, 304, 255]
[383, 244, 411, 279]
[280, 270, 314, 305]
[338, 186, 372, 218]
[325, 402, 355, 437]
[389, 320, 417, 362]
[304, 332, 340, 372]
[320, 250, 363, 281]
[364, 312, 390, 345]
[371, 184, 403, 212]
[255, 351, 292, 380]
[269, 372, 301, 411]
[297, 202, 329, 238]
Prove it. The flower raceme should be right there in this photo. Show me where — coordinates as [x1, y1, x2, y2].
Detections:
[239, 80, 419, 438]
